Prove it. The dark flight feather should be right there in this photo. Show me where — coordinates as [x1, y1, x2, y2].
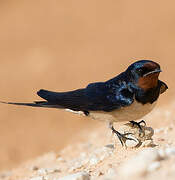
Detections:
[35, 72, 135, 112]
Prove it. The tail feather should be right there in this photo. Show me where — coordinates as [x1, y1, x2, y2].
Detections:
[0, 100, 63, 108]
[36, 88, 88, 111]
[37, 89, 63, 102]
[0, 88, 87, 110]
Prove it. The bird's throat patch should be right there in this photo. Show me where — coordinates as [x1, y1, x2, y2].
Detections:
[138, 73, 159, 90]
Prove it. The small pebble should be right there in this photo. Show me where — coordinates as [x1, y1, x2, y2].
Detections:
[125, 135, 140, 148]
[45, 168, 60, 173]
[141, 140, 154, 147]
[106, 168, 117, 177]
[105, 144, 114, 149]
[165, 147, 175, 156]
[37, 168, 48, 175]
[158, 149, 167, 159]
[59, 172, 90, 180]
[30, 176, 43, 180]
[69, 162, 83, 172]
[32, 166, 39, 171]
[147, 162, 161, 172]
[89, 155, 100, 166]
[154, 128, 164, 133]
[93, 171, 104, 177]
[57, 157, 65, 162]
[54, 169, 61, 173]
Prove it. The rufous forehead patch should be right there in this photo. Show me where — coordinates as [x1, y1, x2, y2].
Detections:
[143, 62, 160, 70]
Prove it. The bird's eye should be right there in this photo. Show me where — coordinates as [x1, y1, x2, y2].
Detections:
[137, 69, 142, 73]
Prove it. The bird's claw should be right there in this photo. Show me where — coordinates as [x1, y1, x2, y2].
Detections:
[130, 120, 146, 137]
[111, 126, 137, 146]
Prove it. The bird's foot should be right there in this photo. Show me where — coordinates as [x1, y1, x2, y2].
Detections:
[110, 124, 137, 147]
[130, 120, 146, 137]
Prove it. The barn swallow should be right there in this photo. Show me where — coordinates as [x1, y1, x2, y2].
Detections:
[1, 60, 168, 146]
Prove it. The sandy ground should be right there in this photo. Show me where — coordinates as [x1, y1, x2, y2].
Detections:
[0, 0, 175, 174]
[0, 99, 174, 180]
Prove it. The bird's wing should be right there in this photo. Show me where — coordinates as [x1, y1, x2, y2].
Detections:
[37, 88, 88, 111]
[36, 81, 134, 112]
[0, 89, 88, 110]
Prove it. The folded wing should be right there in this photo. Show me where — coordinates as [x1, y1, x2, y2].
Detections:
[1, 80, 134, 112]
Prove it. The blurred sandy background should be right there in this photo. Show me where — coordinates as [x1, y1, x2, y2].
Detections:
[0, 0, 174, 170]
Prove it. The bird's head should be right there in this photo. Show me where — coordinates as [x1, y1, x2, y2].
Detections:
[126, 60, 162, 90]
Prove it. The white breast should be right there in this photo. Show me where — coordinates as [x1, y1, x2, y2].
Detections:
[89, 99, 157, 123]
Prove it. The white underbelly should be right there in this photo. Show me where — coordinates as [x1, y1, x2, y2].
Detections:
[89, 100, 157, 123]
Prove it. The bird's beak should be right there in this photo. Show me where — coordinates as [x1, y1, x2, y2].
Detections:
[143, 69, 162, 77]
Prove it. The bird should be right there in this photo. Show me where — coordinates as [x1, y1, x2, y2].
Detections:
[1, 60, 168, 146]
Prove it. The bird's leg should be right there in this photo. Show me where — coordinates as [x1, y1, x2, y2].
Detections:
[129, 120, 146, 137]
[109, 122, 136, 147]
